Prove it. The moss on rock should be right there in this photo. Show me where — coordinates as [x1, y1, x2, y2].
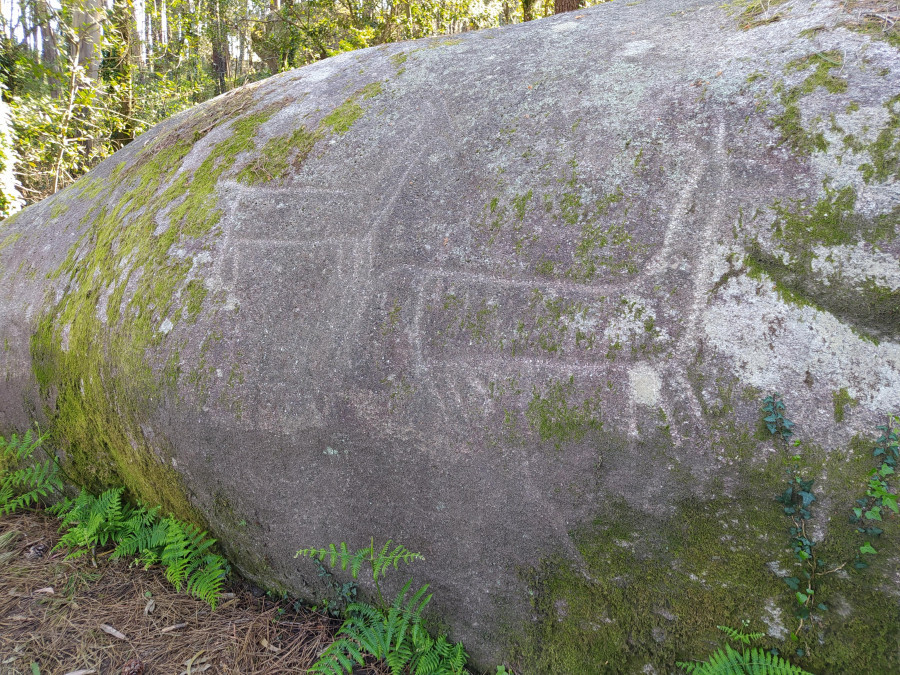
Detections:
[508, 431, 900, 674]
[28, 100, 281, 523]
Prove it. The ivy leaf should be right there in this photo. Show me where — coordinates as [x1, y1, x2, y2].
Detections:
[853, 507, 862, 518]
[817, 603, 828, 611]
[860, 542, 878, 555]
[783, 577, 799, 590]
[796, 592, 808, 604]
[879, 464, 895, 477]
[865, 508, 883, 521]
[799, 491, 815, 507]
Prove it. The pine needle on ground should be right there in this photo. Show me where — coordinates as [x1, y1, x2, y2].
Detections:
[0, 511, 390, 674]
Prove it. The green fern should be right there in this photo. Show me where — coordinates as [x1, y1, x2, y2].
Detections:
[296, 538, 424, 583]
[677, 626, 813, 674]
[50, 487, 132, 556]
[311, 580, 467, 675]
[0, 430, 62, 515]
[297, 538, 425, 607]
[51, 488, 228, 607]
[716, 625, 766, 646]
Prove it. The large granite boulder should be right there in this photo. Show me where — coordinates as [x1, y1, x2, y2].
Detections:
[1, 0, 899, 670]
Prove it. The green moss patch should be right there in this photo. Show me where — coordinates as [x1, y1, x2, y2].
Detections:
[321, 82, 382, 135]
[726, 0, 788, 30]
[509, 438, 900, 674]
[832, 387, 858, 423]
[237, 125, 318, 186]
[29, 103, 280, 523]
[770, 184, 894, 249]
[525, 376, 602, 450]
[771, 52, 848, 156]
[859, 94, 900, 184]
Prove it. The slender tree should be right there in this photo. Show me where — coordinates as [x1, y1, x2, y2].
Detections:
[554, 0, 581, 14]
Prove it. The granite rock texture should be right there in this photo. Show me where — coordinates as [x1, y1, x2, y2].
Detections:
[2, 0, 899, 670]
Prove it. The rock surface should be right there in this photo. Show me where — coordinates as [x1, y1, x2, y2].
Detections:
[2, 0, 900, 670]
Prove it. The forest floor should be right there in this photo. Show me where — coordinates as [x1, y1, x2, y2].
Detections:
[0, 511, 390, 675]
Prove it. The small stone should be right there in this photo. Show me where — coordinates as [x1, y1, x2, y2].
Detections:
[24, 542, 48, 559]
[122, 658, 144, 675]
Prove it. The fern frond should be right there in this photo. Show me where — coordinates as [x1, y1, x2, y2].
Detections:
[185, 554, 228, 607]
[717, 625, 766, 645]
[112, 507, 164, 560]
[677, 642, 812, 675]
[296, 539, 424, 584]
[372, 540, 425, 582]
[54, 488, 131, 556]
[309, 637, 366, 675]
[0, 429, 61, 515]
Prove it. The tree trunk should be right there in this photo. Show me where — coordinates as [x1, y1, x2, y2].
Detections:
[160, 0, 168, 46]
[522, 0, 535, 22]
[554, 0, 581, 14]
[210, 0, 229, 93]
[71, 0, 104, 81]
[132, 0, 147, 68]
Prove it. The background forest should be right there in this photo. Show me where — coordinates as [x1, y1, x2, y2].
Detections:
[0, 0, 608, 216]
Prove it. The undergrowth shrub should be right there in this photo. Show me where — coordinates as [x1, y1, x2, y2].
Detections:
[49, 487, 228, 607]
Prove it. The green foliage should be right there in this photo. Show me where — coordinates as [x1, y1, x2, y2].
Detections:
[310, 580, 467, 675]
[0, 429, 62, 516]
[298, 539, 467, 674]
[762, 394, 794, 442]
[49, 488, 228, 607]
[677, 626, 812, 674]
[310, 557, 359, 617]
[849, 415, 899, 569]
[296, 539, 424, 585]
[776, 468, 845, 652]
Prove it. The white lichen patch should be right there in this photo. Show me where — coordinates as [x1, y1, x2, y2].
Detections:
[763, 598, 788, 640]
[629, 363, 662, 407]
[704, 274, 900, 414]
[810, 243, 900, 292]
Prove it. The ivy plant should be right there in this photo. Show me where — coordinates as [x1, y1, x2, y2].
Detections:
[763, 393, 795, 442]
[850, 414, 898, 569]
